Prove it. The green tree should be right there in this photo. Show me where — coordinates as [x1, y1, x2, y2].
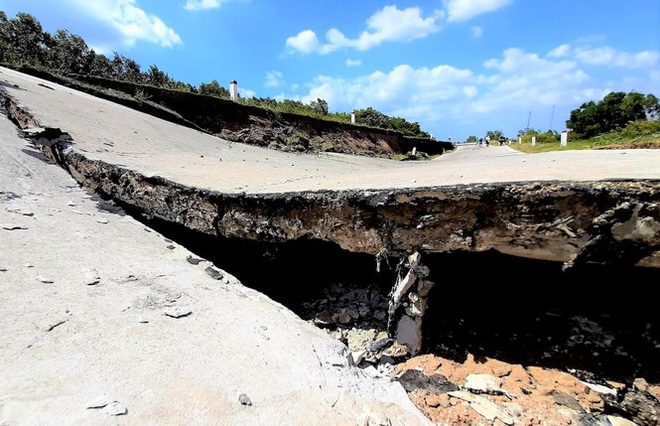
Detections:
[643, 94, 660, 119]
[2, 12, 46, 64]
[310, 98, 329, 115]
[355, 107, 389, 128]
[45, 29, 91, 74]
[199, 79, 230, 98]
[566, 91, 659, 138]
[466, 135, 478, 142]
[87, 51, 114, 77]
[145, 64, 171, 87]
[0, 11, 9, 62]
[486, 130, 503, 140]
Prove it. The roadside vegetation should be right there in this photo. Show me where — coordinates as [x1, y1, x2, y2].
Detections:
[479, 91, 660, 153]
[0, 11, 430, 138]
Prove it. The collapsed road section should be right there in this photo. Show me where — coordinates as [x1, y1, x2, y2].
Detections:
[3, 79, 660, 366]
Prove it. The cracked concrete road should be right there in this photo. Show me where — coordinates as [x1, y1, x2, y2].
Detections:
[0, 68, 432, 425]
[2, 66, 659, 197]
[1, 65, 659, 425]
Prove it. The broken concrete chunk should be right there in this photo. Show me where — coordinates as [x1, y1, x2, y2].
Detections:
[97, 218, 109, 224]
[395, 315, 422, 355]
[103, 401, 128, 416]
[83, 268, 101, 286]
[186, 255, 203, 265]
[464, 373, 503, 394]
[164, 307, 192, 318]
[205, 265, 224, 280]
[448, 391, 514, 425]
[238, 393, 252, 406]
[581, 381, 617, 396]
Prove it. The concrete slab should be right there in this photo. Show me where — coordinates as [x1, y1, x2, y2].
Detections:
[0, 75, 432, 424]
[2, 66, 659, 197]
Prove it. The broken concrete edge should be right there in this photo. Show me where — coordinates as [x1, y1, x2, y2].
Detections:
[5, 64, 454, 159]
[4, 85, 660, 270]
[3, 86, 660, 359]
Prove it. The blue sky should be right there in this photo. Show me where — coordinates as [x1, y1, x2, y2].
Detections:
[1, 0, 659, 141]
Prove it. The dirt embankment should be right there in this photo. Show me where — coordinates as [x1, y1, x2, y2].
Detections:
[6, 65, 454, 159]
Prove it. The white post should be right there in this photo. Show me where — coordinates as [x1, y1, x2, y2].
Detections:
[561, 130, 568, 146]
[350, 113, 356, 124]
[531, 136, 536, 146]
[518, 137, 522, 144]
[229, 80, 238, 101]
[412, 147, 417, 156]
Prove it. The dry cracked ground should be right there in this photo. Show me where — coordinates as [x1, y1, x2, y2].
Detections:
[1, 66, 660, 426]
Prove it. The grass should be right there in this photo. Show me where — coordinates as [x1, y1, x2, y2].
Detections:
[509, 121, 660, 154]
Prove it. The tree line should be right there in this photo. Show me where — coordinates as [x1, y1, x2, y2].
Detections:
[466, 89, 658, 144]
[0, 11, 431, 138]
[566, 91, 659, 139]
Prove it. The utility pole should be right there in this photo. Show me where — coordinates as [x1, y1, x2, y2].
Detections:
[549, 105, 555, 130]
[526, 110, 532, 131]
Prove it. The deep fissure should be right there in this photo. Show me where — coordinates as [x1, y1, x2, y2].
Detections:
[108, 195, 660, 384]
[3, 85, 659, 385]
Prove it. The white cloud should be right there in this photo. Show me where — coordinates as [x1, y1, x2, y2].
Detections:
[548, 43, 571, 58]
[265, 70, 284, 88]
[287, 6, 438, 55]
[470, 26, 483, 38]
[284, 42, 658, 139]
[547, 43, 659, 69]
[444, 0, 514, 22]
[184, 0, 223, 11]
[346, 59, 362, 67]
[286, 30, 320, 54]
[574, 46, 659, 69]
[71, 0, 181, 47]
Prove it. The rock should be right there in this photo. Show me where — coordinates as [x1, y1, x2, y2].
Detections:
[347, 328, 377, 351]
[448, 390, 515, 425]
[349, 350, 367, 366]
[186, 255, 203, 265]
[579, 412, 614, 426]
[205, 265, 224, 280]
[37, 276, 54, 283]
[164, 307, 192, 318]
[238, 393, 252, 406]
[382, 342, 409, 358]
[96, 218, 109, 224]
[464, 373, 502, 394]
[83, 268, 101, 286]
[551, 390, 583, 411]
[395, 315, 422, 355]
[395, 369, 459, 394]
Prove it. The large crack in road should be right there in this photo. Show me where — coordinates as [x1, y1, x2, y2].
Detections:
[2, 72, 660, 423]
